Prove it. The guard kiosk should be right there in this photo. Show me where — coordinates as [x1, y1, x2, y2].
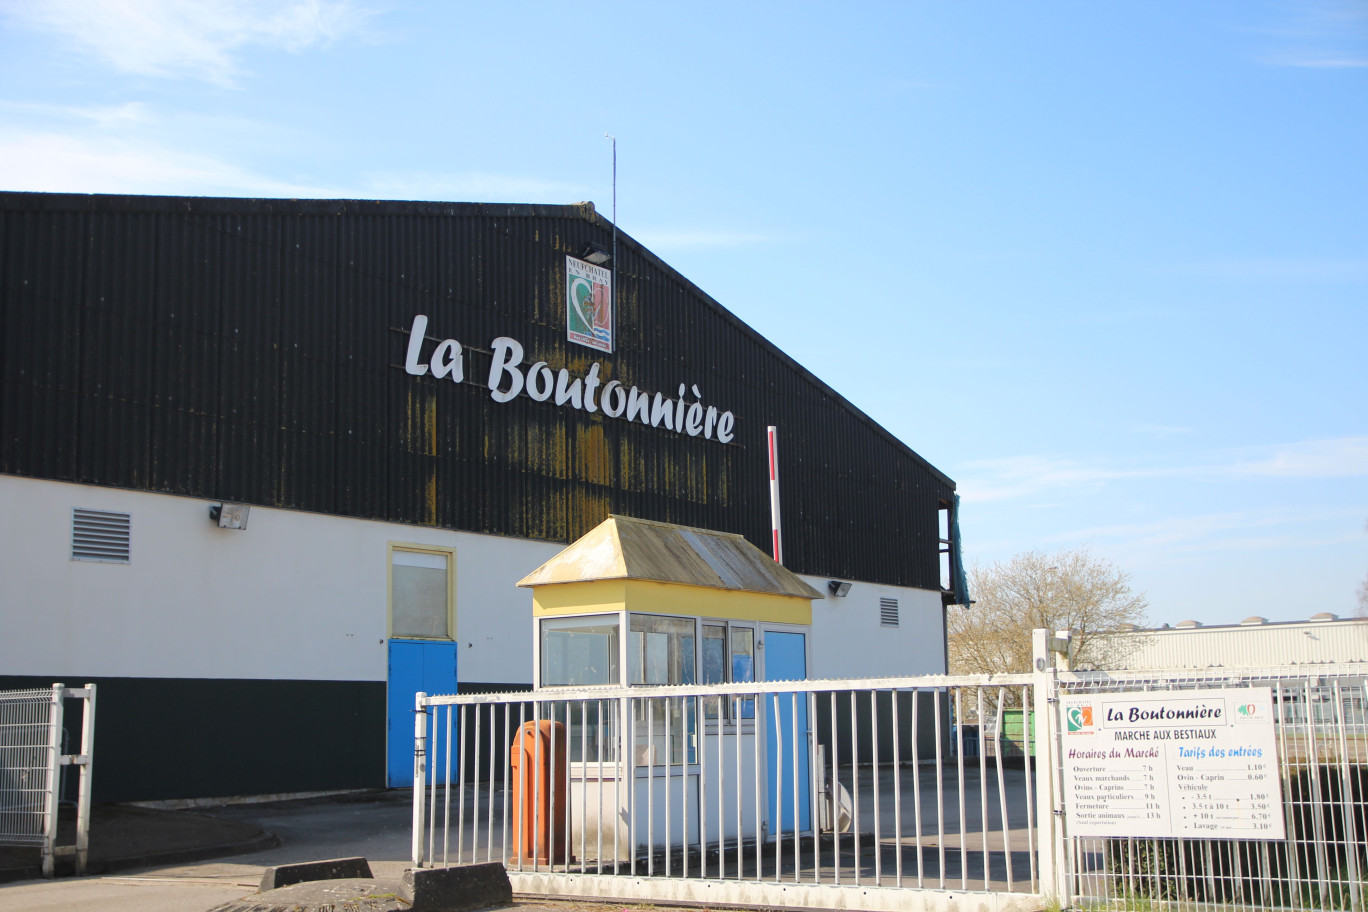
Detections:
[517, 515, 822, 860]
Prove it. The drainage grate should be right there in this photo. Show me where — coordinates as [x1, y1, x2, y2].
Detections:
[71, 508, 131, 563]
[879, 597, 899, 627]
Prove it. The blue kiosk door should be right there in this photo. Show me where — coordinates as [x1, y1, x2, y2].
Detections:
[387, 640, 459, 787]
[763, 630, 811, 833]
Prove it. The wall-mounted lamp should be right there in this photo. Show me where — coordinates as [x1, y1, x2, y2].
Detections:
[579, 241, 612, 266]
[828, 580, 852, 598]
[209, 502, 250, 530]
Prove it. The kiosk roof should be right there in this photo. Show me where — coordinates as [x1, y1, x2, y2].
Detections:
[517, 515, 823, 599]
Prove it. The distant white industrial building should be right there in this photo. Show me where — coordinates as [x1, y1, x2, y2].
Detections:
[1102, 613, 1368, 670]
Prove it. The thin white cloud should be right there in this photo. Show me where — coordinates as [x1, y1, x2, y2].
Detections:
[0, 129, 345, 197]
[1231, 436, 1368, 478]
[1252, 0, 1368, 70]
[0, 124, 600, 206]
[1180, 257, 1368, 282]
[0, 99, 583, 202]
[1071, 307, 1174, 325]
[633, 228, 789, 250]
[1054, 507, 1352, 548]
[870, 77, 940, 97]
[1262, 55, 1368, 68]
[1044, 507, 1368, 563]
[363, 171, 591, 205]
[963, 505, 1366, 577]
[5, 0, 376, 87]
[957, 436, 1368, 503]
[0, 100, 157, 128]
[955, 455, 1170, 503]
[1130, 423, 1192, 439]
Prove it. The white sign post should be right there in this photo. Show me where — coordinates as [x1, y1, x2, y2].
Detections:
[1061, 686, 1284, 840]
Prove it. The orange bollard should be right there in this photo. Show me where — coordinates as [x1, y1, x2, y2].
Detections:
[509, 719, 570, 866]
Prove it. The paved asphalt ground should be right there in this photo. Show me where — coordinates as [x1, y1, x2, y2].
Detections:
[1, 768, 1038, 911]
[0, 789, 662, 912]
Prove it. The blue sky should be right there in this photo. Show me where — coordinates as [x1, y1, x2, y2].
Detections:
[2, 0, 1364, 626]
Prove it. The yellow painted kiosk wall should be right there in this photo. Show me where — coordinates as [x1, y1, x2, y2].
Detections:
[531, 579, 811, 627]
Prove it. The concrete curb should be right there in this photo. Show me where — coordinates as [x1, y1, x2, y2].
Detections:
[208, 877, 411, 912]
[405, 862, 513, 911]
[0, 828, 280, 884]
[208, 863, 513, 912]
[259, 855, 373, 891]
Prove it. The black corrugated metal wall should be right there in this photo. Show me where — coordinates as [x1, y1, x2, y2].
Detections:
[0, 193, 955, 592]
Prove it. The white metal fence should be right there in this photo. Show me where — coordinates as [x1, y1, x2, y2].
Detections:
[411, 646, 1368, 911]
[412, 674, 1043, 911]
[0, 683, 97, 876]
[1053, 666, 1368, 912]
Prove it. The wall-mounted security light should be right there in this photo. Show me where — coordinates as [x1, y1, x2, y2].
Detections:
[209, 503, 250, 530]
[579, 241, 612, 266]
[828, 580, 852, 598]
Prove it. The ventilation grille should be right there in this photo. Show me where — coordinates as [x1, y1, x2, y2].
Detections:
[71, 509, 130, 563]
[879, 597, 899, 628]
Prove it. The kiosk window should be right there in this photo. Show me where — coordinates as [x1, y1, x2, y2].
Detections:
[628, 615, 696, 686]
[701, 623, 755, 720]
[541, 615, 620, 687]
[731, 627, 755, 719]
[731, 627, 755, 683]
[629, 615, 696, 767]
[702, 624, 727, 685]
[391, 547, 453, 639]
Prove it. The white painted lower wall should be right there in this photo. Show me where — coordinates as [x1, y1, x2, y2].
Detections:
[802, 576, 946, 679]
[1, 474, 946, 684]
[0, 474, 561, 683]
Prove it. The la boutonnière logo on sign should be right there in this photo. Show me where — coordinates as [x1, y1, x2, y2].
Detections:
[565, 255, 613, 353]
[1067, 705, 1096, 734]
[398, 254, 738, 445]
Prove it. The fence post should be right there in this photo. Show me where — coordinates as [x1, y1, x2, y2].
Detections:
[412, 691, 428, 868]
[1031, 633, 1059, 906]
[41, 683, 64, 878]
[74, 684, 96, 876]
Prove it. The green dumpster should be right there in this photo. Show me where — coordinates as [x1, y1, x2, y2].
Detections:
[1000, 708, 1035, 758]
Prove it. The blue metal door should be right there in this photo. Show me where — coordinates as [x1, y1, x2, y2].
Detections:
[763, 630, 811, 832]
[387, 640, 459, 788]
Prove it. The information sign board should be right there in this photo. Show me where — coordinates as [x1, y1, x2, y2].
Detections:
[1060, 686, 1284, 839]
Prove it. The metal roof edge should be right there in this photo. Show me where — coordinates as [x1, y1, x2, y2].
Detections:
[0, 190, 597, 221]
[1115, 616, 1368, 634]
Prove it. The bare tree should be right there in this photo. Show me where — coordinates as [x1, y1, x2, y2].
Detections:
[1358, 520, 1368, 619]
[948, 547, 1148, 675]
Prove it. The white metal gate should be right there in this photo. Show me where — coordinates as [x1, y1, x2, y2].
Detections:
[413, 674, 1045, 912]
[0, 683, 97, 876]
[412, 640, 1368, 911]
